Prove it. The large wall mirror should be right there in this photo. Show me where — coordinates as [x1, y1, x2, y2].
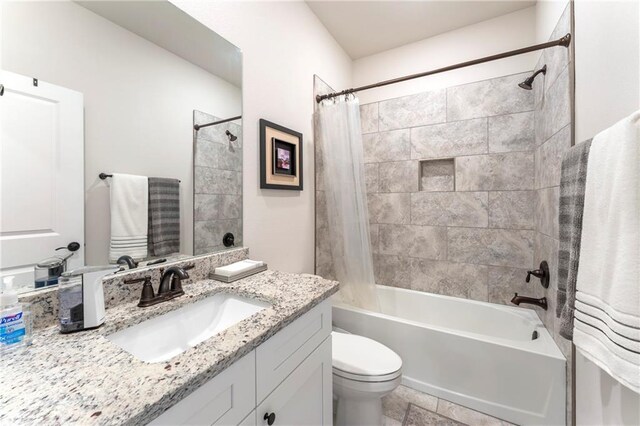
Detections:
[0, 1, 242, 293]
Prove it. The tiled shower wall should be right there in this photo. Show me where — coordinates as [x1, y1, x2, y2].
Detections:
[193, 110, 243, 255]
[317, 73, 543, 309]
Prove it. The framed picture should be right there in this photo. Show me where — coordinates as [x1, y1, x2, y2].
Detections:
[273, 139, 296, 176]
[260, 119, 303, 190]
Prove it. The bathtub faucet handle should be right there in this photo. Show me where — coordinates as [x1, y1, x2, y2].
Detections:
[526, 261, 550, 288]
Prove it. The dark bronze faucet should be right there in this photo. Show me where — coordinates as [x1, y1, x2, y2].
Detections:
[124, 265, 193, 308]
[116, 255, 138, 270]
[158, 266, 191, 297]
[511, 293, 548, 310]
[526, 261, 550, 288]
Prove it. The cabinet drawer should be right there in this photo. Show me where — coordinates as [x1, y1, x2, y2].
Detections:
[257, 336, 332, 426]
[150, 351, 255, 426]
[256, 300, 331, 403]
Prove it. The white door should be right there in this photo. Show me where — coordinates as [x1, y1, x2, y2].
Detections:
[257, 337, 333, 426]
[0, 70, 84, 290]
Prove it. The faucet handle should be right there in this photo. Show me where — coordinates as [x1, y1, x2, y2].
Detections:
[525, 261, 550, 288]
[124, 276, 155, 307]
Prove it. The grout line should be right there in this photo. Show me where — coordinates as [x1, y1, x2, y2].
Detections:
[367, 189, 535, 195]
[364, 108, 536, 135]
[375, 221, 536, 233]
[365, 148, 535, 166]
[362, 108, 536, 135]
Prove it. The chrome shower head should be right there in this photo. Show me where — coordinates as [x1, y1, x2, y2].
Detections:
[518, 65, 547, 90]
[225, 130, 237, 142]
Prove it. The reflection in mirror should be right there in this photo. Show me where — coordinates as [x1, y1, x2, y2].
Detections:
[0, 1, 242, 293]
[194, 113, 243, 255]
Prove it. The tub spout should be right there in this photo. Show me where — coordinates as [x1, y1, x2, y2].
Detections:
[511, 293, 547, 310]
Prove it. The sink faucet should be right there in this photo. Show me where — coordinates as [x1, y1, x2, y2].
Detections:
[511, 293, 548, 310]
[124, 264, 193, 307]
[158, 266, 190, 297]
[116, 255, 138, 270]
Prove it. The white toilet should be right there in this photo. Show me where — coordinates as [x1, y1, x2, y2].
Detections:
[332, 331, 403, 426]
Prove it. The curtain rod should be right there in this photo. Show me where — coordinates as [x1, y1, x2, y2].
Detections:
[194, 115, 242, 131]
[316, 33, 571, 103]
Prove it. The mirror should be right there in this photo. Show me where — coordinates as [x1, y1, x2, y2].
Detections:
[0, 1, 242, 293]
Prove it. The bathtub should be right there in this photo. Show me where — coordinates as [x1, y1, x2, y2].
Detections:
[332, 285, 566, 426]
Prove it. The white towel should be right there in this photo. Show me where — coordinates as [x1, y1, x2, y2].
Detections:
[109, 173, 149, 262]
[573, 110, 640, 393]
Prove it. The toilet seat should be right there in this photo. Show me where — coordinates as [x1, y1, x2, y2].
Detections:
[332, 331, 402, 383]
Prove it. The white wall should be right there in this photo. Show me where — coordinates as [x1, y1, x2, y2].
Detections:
[172, 1, 352, 274]
[536, 0, 572, 44]
[573, 1, 640, 424]
[1, 1, 242, 265]
[351, 7, 537, 104]
[574, 0, 640, 143]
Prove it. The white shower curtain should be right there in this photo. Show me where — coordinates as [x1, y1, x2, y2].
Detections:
[317, 95, 379, 311]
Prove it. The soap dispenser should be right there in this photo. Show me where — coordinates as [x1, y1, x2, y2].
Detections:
[0, 276, 32, 353]
[58, 265, 120, 333]
[34, 242, 81, 288]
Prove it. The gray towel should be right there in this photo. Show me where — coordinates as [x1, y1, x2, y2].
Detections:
[148, 177, 180, 256]
[557, 139, 592, 340]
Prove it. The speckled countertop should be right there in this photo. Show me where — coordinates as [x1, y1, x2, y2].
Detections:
[0, 270, 339, 426]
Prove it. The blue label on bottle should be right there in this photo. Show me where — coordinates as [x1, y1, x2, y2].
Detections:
[0, 311, 26, 346]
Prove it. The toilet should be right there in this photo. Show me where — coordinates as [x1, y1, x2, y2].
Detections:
[332, 331, 403, 426]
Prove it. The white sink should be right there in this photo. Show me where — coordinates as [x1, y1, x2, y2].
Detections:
[107, 293, 270, 363]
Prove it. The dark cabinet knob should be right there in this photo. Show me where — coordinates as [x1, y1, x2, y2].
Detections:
[263, 412, 276, 425]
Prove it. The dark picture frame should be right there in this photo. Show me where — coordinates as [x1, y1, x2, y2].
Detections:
[260, 119, 303, 190]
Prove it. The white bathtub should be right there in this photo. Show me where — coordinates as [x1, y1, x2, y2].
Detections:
[332, 285, 566, 426]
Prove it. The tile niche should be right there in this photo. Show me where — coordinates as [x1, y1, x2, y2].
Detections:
[420, 159, 455, 192]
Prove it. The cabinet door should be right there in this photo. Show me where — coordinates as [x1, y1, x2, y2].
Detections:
[257, 336, 332, 426]
[239, 410, 257, 426]
[150, 351, 255, 426]
[256, 300, 331, 403]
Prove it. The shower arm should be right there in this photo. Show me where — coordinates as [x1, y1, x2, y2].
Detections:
[194, 115, 242, 131]
[316, 33, 572, 103]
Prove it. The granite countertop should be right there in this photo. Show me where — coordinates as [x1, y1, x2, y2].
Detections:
[1, 270, 339, 425]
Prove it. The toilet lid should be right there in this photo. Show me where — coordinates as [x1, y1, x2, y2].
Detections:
[332, 332, 402, 378]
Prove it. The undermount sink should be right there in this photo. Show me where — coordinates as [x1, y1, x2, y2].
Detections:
[107, 293, 271, 363]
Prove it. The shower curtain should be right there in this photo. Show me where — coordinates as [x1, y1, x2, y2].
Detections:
[317, 95, 379, 311]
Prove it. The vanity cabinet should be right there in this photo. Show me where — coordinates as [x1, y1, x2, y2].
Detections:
[256, 337, 332, 426]
[150, 300, 332, 426]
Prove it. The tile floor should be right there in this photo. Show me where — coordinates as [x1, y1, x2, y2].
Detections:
[382, 385, 516, 426]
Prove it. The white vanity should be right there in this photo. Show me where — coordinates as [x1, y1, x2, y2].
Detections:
[1, 259, 338, 425]
[151, 300, 332, 426]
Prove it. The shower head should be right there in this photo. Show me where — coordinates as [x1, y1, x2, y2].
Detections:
[518, 65, 547, 90]
[225, 130, 237, 142]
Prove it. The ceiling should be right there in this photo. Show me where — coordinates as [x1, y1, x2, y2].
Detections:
[77, 1, 242, 87]
[307, 1, 536, 59]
